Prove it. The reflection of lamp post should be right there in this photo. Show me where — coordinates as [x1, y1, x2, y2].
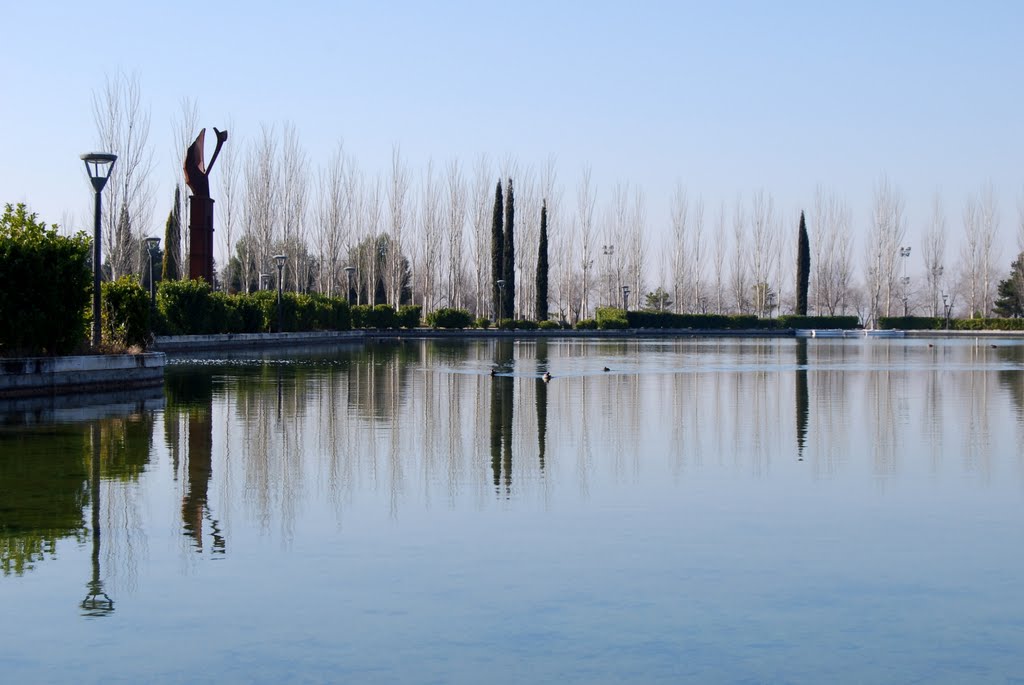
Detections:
[81, 152, 118, 348]
[144, 236, 160, 312]
[82, 423, 113, 617]
[900, 246, 911, 316]
[496, 279, 505, 322]
[621, 285, 630, 311]
[344, 265, 356, 305]
[274, 254, 287, 333]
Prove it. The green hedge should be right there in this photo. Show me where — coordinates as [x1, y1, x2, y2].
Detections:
[596, 307, 629, 329]
[398, 305, 422, 329]
[777, 315, 860, 330]
[156, 280, 351, 334]
[575, 318, 597, 330]
[0, 204, 91, 355]
[624, 311, 777, 330]
[102, 276, 150, 348]
[538, 320, 560, 330]
[877, 316, 1024, 331]
[425, 308, 473, 329]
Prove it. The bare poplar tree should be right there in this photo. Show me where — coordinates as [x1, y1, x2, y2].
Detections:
[576, 166, 596, 319]
[92, 70, 155, 280]
[922, 193, 947, 316]
[713, 202, 727, 313]
[386, 146, 410, 306]
[241, 124, 279, 293]
[469, 155, 492, 316]
[749, 190, 778, 315]
[864, 176, 906, 325]
[316, 142, 348, 296]
[420, 159, 443, 311]
[669, 183, 689, 312]
[811, 187, 855, 315]
[444, 158, 467, 309]
[627, 187, 648, 310]
[730, 197, 749, 313]
[690, 196, 706, 313]
[280, 122, 309, 291]
[539, 157, 563, 321]
[216, 116, 239, 288]
[978, 182, 999, 317]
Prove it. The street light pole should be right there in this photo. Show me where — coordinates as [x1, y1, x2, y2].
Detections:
[496, 280, 505, 323]
[274, 254, 287, 333]
[144, 236, 160, 311]
[344, 265, 356, 305]
[942, 293, 950, 330]
[602, 244, 614, 306]
[81, 152, 117, 348]
[900, 246, 911, 316]
[621, 285, 630, 311]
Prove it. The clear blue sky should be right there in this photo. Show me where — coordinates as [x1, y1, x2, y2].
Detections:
[3, 1, 1022, 271]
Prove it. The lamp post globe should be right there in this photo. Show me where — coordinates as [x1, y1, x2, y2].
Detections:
[81, 153, 117, 348]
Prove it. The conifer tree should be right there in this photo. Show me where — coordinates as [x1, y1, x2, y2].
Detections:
[536, 200, 549, 321]
[162, 185, 182, 281]
[796, 210, 810, 316]
[502, 178, 515, 319]
[490, 180, 504, 320]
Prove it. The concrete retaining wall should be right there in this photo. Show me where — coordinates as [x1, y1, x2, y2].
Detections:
[0, 353, 166, 398]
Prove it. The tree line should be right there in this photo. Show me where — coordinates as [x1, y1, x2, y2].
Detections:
[90, 73, 1024, 326]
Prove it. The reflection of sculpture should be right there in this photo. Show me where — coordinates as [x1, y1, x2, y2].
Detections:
[183, 127, 228, 284]
[795, 340, 809, 462]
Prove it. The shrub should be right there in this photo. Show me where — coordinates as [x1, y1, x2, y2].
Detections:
[365, 304, 397, 329]
[101, 276, 151, 348]
[538, 320, 560, 330]
[515, 319, 538, 330]
[778, 315, 860, 330]
[0, 204, 91, 355]
[596, 307, 629, 329]
[425, 307, 473, 329]
[877, 316, 943, 331]
[351, 304, 370, 329]
[475, 317, 491, 330]
[575, 318, 597, 330]
[497, 318, 517, 330]
[156, 278, 213, 335]
[398, 305, 422, 329]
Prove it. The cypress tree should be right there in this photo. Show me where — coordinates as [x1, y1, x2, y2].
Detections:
[162, 185, 182, 281]
[502, 178, 515, 319]
[536, 200, 549, 321]
[796, 210, 810, 316]
[490, 180, 504, 320]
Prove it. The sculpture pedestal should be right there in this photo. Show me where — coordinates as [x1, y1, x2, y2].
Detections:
[188, 196, 215, 284]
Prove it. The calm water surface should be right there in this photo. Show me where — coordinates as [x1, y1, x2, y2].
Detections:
[2, 337, 1023, 684]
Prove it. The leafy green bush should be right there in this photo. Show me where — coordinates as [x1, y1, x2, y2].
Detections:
[101, 276, 150, 348]
[575, 318, 597, 330]
[596, 307, 629, 329]
[515, 319, 538, 330]
[538, 320, 560, 330]
[0, 204, 91, 355]
[351, 304, 370, 329]
[953, 317, 1024, 331]
[497, 318, 517, 330]
[877, 316, 943, 330]
[156, 279, 214, 335]
[365, 304, 397, 329]
[425, 307, 473, 329]
[398, 305, 422, 329]
[475, 317, 491, 330]
[778, 315, 860, 330]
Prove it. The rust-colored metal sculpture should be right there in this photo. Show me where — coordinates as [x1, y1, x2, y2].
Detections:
[183, 127, 228, 283]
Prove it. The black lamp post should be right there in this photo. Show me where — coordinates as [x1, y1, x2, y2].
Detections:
[81, 152, 117, 348]
[144, 236, 160, 310]
[274, 254, 287, 332]
[496, 279, 505, 322]
[942, 293, 951, 330]
[344, 265, 356, 304]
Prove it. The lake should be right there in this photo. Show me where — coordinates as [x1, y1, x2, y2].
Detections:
[1, 337, 1023, 684]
